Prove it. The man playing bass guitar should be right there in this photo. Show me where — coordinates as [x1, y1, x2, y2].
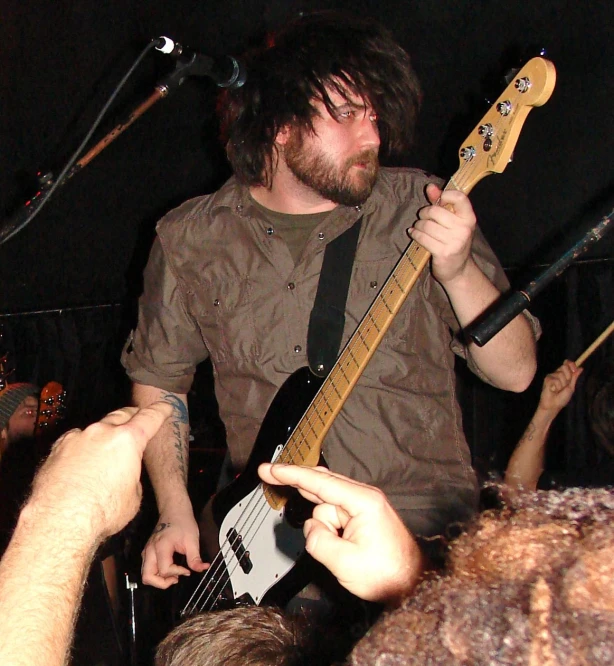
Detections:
[122, 11, 539, 602]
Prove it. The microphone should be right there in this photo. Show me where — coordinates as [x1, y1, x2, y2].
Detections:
[468, 206, 614, 347]
[154, 36, 246, 89]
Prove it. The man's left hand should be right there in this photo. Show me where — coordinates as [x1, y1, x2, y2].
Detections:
[409, 183, 477, 286]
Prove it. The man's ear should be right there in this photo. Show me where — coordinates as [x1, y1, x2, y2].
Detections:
[275, 124, 292, 147]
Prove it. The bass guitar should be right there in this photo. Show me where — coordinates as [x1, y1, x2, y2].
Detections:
[181, 56, 557, 616]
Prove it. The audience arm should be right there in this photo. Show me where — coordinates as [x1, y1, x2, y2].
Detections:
[258, 463, 425, 605]
[0, 403, 171, 666]
[505, 360, 582, 490]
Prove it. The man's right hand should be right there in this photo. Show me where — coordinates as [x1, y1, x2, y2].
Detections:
[141, 508, 208, 589]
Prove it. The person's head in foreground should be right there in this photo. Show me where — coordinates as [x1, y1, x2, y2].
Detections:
[155, 604, 335, 666]
[350, 485, 614, 665]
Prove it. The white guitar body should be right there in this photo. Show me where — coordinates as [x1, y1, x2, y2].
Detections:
[218, 484, 306, 604]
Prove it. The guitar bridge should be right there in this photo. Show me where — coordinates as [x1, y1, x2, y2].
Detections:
[226, 528, 253, 573]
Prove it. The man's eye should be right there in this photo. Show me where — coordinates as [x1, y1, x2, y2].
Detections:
[338, 109, 353, 119]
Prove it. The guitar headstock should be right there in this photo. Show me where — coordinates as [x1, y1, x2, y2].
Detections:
[450, 57, 556, 194]
[35, 381, 67, 434]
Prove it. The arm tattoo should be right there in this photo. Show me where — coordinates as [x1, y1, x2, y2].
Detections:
[161, 392, 190, 481]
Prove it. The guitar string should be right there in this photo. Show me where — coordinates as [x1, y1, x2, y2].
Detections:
[184, 71, 532, 613]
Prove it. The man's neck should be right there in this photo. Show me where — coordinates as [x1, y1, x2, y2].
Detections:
[250, 167, 338, 215]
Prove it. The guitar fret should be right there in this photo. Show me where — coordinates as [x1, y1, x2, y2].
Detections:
[381, 294, 394, 314]
[318, 392, 335, 418]
[301, 413, 319, 440]
[336, 363, 351, 386]
[366, 312, 381, 332]
[356, 328, 371, 351]
[390, 271, 406, 293]
[299, 416, 316, 441]
[406, 252, 418, 271]
[328, 377, 343, 400]
[310, 403, 327, 427]
[346, 345, 361, 369]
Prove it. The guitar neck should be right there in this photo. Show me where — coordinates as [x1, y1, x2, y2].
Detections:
[284, 241, 431, 460]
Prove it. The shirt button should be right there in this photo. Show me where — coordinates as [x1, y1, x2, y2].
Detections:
[287, 282, 295, 290]
[355, 205, 362, 212]
[318, 232, 325, 240]
[213, 299, 220, 306]
[294, 345, 302, 353]
[370, 281, 378, 289]
[236, 204, 243, 213]
[266, 227, 274, 236]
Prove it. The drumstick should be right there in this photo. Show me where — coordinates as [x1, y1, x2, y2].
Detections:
[575, 319, 614, 367]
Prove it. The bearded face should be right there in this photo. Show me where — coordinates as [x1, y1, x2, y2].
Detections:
[283, 123, 379, 207]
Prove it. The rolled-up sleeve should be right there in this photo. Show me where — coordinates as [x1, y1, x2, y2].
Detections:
[121, 237, 209, 393]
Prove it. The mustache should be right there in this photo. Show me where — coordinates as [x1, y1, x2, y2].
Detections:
[348, 149, 379, 169]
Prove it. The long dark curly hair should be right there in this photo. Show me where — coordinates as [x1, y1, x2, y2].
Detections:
[218, 11, 422, 187]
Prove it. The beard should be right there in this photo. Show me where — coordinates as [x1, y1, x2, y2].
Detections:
[283, 129, 379, 207]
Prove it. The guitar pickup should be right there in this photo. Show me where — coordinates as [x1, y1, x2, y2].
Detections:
[226, 528, 253, 574]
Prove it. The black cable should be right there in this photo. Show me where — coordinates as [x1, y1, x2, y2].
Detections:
[0, 39, 160, 247]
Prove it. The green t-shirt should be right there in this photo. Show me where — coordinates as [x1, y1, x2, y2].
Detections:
[250, 197, 331, 264]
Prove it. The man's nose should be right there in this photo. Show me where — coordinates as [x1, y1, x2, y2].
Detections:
[357, 114, 380, 149]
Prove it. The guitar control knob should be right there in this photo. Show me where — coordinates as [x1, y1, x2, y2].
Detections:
[515, 77, 531, 93]
[497, 100, 512, 116]
[459, 146, 476, 161]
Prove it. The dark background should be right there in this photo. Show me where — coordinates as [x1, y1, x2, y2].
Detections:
[0, 1, 613, 664]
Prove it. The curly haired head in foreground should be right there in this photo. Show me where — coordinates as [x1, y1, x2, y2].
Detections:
[351, 485, 614, 666]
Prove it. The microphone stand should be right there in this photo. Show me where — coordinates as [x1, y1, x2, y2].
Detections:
[468, 207, 614, 347]
[0, 52, 203, 246]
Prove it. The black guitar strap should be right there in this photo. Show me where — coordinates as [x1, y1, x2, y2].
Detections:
[307, 216, 362, 377]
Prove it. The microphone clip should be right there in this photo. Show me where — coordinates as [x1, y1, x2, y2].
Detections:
[153, 36, 246, 90]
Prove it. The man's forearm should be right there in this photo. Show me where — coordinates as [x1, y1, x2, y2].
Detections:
[0, 501, 99, 666]
[132, 384, 191, 513]
[442, 259, 537, 392]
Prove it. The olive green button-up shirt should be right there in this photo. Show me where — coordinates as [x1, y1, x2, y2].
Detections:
[123, 167, 527, 537]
